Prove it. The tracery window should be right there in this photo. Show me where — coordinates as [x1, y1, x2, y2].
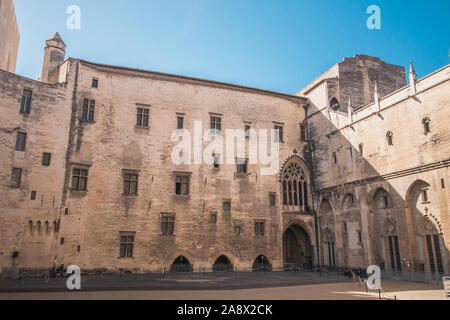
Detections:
[282, 161, 309, 212]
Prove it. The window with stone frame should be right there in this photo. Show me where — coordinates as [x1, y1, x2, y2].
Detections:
[281, 161, 309, 211]
[269, 193, 276, 206]
[236, 157, 248, 174]
[274, 125, 284, 142]
[119, 232, 135, 258]
[300, 123, 307, 142]
[20, 89, 32, 114]
[210, 116, 221, 133]
[222, 200, 231, 212]
[91, 78, 98, 88]
[422, 117, 431, 134]
[82, 99, 95, 122]
[123, 170, 139, 195]
[210, 212, 217, 224]
[175, 174, 190, 195]
[137, 107, 149, 127]
[11, 168, 22, 188]
[177, 116, 184, 130]
[161, 213, 175, 235]
[15, 132, 27, 151]
[386, 131, 393, 146]
[254, 221, 265, 236]
[245, 125, 251, 139]
[71, 168, 88, 191]
[42, 153, 51, 166]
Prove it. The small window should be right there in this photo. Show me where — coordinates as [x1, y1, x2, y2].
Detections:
[254, 221, 265, 236]
[60, 237, 65, 245]
[441, 178, 446, 189]
[234, 225, 241, 236]
[422, 117, 430, 134]
[210, 116, 221, 133]
[223, 200, 231, 212]
[20, 89, 32, 114]
[421, 189, 428, 203]
[236, 158, 248, 174]
[15, 132, 27, 151]
[210, 213, 217, 224]
[91, 78, 98, 88]
[274, 125, 284, 142]
[123, 173, 138, 194]
[269, 193, 276, 206]
[332, 152, 337, 164]
[82, 99, 95, 122]
[175, 175, 189, 195]
[119, 234, 134, 258]
[137, 108, 149, 127]
[245, 125, 251, 139]
[386, 131, 393, 146]
[31, 191, 37, 200]
[11, 168, 22, 188]
[330, 97, 340, 111]
[383, 195, 389, 208]
[300, 124, 307, 142]
[177, 116, 184, 130]
[359, 143, 363, 155]
[343, 221, 348, 233]
[71, 168, 88, 191]
[161, 214, 175, 235]
[358, 231, 362, 243]
[349, 147, 353, 159]
[42, 153, 51, 166]
[213, 153, 221, 169]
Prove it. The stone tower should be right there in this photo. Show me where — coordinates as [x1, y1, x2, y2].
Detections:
[40, 32, 66, 83]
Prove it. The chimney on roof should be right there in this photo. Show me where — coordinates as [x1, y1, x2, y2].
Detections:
[40, 32, 66, 83]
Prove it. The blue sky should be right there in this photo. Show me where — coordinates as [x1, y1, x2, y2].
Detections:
[13, 0, 450, 94]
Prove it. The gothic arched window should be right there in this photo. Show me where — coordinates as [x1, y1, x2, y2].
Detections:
[330, 97, 340, 111]
[386, 131, 393, 146]
[422, 117, 431, 134]
[282, 161, 309, 212]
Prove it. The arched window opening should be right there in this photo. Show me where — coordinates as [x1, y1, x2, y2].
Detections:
[330, 97, 340, 111]
[424, 219, 444, 274]
[170, 256, 193, 273]
[282, 161, 309, 212]
[28, 220, 33, 235]
[45, 221, 49, 235]
[386, 131, 393, 146]
[213, 255, 233, 272]
[422, 117, 431, 134]
[252, 255, 272, 272]
[36, 221, 41, 235]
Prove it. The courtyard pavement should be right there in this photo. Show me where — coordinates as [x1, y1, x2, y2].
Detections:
[0, 271, 446, 300]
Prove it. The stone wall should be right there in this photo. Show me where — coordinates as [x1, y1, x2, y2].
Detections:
[0, 0, 20, 73]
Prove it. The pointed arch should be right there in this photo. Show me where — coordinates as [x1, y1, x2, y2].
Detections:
[279, 156, 311, 213]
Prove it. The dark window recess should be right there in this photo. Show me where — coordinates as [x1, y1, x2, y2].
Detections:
[161, 216, 175, 235]
[213, 154, 220, 169]
[254, 222, 265, 236]
[383, 195, 389, 208]
[11, 168, 22, 188]
[60, 237, 65, 245]
[175, 176, 189, 195]
[20, 89, 32, 114]
[210, 213, 217, 224]
[343, 221, 348, 233]
[77, 245, 81, 253]
[234, 225, 241, 235]
[332, 152, 337, 164]
[422, 189, 428, 203]
[82, 99, 95, 122]
[210, 116, 221, 133]
[236, 158, 248, 174]
[15, 132, 26, 151]
[123, 173, 138, 194]
[274, 125, 283, 142]
[223, 201, 231, 212]
[386, 131, 393, 145]
[91, 78, 98, 88]
[119, 236, 134, 258]
[177, 117, 184, 129]
[269, 193, 276, 206]
[358, 231, 362, 243]
[137, 108, 149, 127]
[71, 168, 88, 191]
[359, 143, 364, 155]
[441, 179, 445, 189]
[300, 124, 307, 142]
[422, 117, 430, 134]
[31, 191, 37, 200]
[42, 153, 51, 166]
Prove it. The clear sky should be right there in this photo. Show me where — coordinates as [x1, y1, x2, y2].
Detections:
[13, 0, 450, 94]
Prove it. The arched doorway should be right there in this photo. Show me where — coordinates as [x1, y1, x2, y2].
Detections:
[283, 224, 313, 269]
[170, 256, 193, 273]
[213, 255, 233, 272]
[252, 255, 272, 272]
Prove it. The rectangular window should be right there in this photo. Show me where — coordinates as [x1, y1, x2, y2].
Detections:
[421, 189, 428, 203]
[82, 99, 95, 122]
[42, 153, 51, 166]
[91, 78, 98, 88]
[137, 108, 149, 127]
[254, 221, 265, 236]
[175, 175, 189, 195]
[210, 212, 217, 224]
[245, 125, 251, 139]
[383, 196, 389, 208]
[20, 89, 32, 114]
[223, 200, 231, 212]
[343, 221, 348, 233]
[71, 168, 88, 191]
[236, 158, 248, 174]
[123, 173, 138, 194]
[213, 153, 221, 169]
[119, 235, 134, 258]
[269, 193, 276, 206]
[177, 116, 184, 130]
[274, 125, 283, 142]
[234, 225, 241, 236]
[210, 116, 221, 133]
[11, 168, 22, 188]
[161, 215, 175, 235]
[31, 191, 37, 200]
[441, 178, 446, 189]
[300, 124, 307, 142]
[15, 132, 27, 151]
[358, 231, 362, 243]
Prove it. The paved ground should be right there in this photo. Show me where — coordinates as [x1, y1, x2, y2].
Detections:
[0, 271, 446, 300]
